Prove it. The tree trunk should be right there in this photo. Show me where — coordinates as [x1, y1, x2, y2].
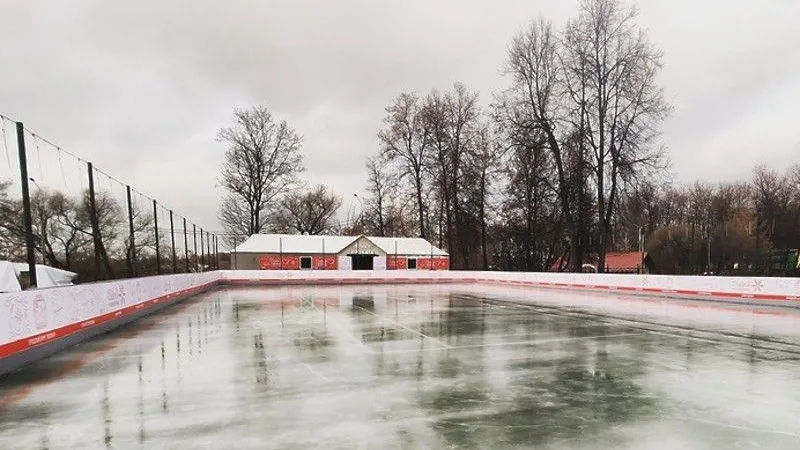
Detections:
[479, 172, 488, 270]
[597, 167, 606, 274]
[414, 175, 426, 239]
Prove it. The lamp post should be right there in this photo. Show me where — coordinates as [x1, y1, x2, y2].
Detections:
[353, 193, 364, 231]
[637, 223, 649, 274]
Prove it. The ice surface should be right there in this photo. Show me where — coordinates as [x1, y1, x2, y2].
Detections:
[1, 284, 799, 449]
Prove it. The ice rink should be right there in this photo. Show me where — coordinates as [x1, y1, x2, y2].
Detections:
[2, 284, 800, 449]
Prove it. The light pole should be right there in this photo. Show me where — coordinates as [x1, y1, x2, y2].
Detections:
[637, 223, 649, 274]
[353, 193, 364, 232]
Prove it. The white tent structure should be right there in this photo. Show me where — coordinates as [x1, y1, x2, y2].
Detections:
[0, 261, 78, 293]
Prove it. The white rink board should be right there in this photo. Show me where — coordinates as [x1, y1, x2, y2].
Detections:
[3, 269, 800, 349]
[0, 272, 217, 348]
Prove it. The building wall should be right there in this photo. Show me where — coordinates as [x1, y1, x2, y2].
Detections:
[231, 252, 261, 270]
[232, 250, 449, 271]
[259, 255, 338, 270]
[387, 256, 407, 270]
[387, 256, 449, 270]
[231, 253, 338, 270]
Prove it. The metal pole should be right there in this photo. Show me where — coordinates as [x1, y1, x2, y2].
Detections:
[279, 237, 283, 270]
[169, 210, 177, 273]
[183, 217, 189, 272]
[126, 185, 136, 276]
[87, 162, 103, 279]
[153, 200, 161, 275]
[214, 235, 219, 270]
[211, 233, 216, 269]
[322, 238, 326, 271]
[200, 227, 205, 271]
[15, 122, 37, 288]
[209, 234, 214, 269]
[193, 223, 198, 271]
[430, 241, 433, 271]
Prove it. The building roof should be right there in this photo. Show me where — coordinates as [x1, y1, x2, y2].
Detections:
[231, 234, 448, 256]
[368, 236, 448, 256]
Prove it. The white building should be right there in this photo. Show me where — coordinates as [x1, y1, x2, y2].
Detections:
[230, 234, 449, 271]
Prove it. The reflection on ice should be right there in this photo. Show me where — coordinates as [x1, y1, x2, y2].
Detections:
[0, 284, 799, 449]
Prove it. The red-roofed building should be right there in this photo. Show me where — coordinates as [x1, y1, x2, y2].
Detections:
[550, 251, 654, 274]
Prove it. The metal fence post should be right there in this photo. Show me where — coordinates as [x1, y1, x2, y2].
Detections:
[183, 217, 189, 272]
[126, 185, 136, 277]
[214, 234, 219, 270]
[153, 200, 161, 275]
[200, 227, 205, 271]
[193, 223, 197, 271]
[15, 122, 37, 288]
[169, 210, 177, 273]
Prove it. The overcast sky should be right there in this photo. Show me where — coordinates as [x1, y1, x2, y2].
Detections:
[1, 0, 799, 237]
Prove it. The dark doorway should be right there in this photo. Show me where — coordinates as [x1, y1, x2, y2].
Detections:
[349, 254, 375, 270]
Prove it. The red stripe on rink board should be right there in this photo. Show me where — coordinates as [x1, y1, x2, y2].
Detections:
[0, 281, 218, 360]
[490, 280, 797, 302]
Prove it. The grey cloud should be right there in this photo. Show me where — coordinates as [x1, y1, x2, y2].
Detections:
[1, 0, 799, 235]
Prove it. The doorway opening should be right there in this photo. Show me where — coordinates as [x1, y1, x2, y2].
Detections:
[349, 254, 375, 270]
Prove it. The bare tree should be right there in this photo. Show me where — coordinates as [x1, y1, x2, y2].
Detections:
[277, 185, 341, 235]
[30, 188, 62, 268]
[465, 124, 501, 269]
[48, 193, 90, 270]
[218, 106, 304, 244]
[0, 181, 24, 261]
[502, 18, 587, 272]
[364, 155, 393, 236]
[499, 0, 669, 272]
[423, 83, 482, 268]
[379, 93, 430, 238]
[564, 0, 670, 272]
[123, 203, 155, 274]
[492, 105, 560, 270]
[78, 189, 123, 278]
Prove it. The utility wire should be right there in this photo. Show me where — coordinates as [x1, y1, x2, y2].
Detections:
[0, 114, 219, 236]
[0, 116, 10, 168]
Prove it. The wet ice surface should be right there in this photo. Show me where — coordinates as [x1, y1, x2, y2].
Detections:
[2, 285, 800, 449]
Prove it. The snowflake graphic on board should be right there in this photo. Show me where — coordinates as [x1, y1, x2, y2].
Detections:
[752, 280, 764, 292]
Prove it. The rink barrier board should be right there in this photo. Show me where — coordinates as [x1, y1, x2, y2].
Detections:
[219, 273, 800, 303]
[2, 270, 799, 376]
[0, 280, 219, 377]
